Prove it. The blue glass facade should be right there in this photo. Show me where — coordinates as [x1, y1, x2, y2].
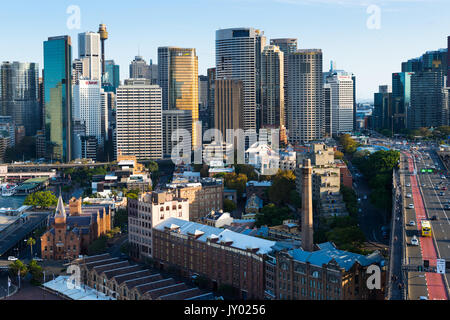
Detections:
[103, 60, 120, 93]
[43, 36, 72, 162]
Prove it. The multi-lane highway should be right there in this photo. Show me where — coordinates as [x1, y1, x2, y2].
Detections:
[402, 147, 449, 300]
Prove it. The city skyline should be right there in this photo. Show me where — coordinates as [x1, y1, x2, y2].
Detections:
[0, 1, 449, 100]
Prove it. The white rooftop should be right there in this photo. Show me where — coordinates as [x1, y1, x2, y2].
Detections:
[43, 276, 115, 300]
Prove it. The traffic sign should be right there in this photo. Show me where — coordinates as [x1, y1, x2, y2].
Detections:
[437, 259, 446, 274]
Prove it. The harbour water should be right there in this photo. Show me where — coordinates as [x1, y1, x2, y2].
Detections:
[0, 195, 26, 209]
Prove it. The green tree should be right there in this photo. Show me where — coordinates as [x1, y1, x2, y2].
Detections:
[9, 259, 28, 279]
[88, 235, 108, 255]
[224, 173, 248, 199]
[340, 134, 359, 154]
[268, 170, 296, 205]
[28, 260, 43, 285]
[27, 237, 36, 258]
[255, 204, 293, 227]
[114, 208, 128, 231]
[24, 191, 58, 208]
[223, 199, 237, 213]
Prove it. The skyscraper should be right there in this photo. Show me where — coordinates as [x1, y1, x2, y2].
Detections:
[43, 36, 73, 162]
[73, 79, 103, 154]
[261, 45, 284, 128]
[410, 71, 445, 129]
[373, 85, 393, 131]
[270, 38, 297, 127]
[214, 79, 243, 136]
[447, 36, 450, 87]
[162, 109, 192, 159]
[287, 49, 324, 144]
[207, 68, 216, 129]
[130, 56, 151, 80]
[325, 69, 354, 135]
[216, 28, 266, 131]
[0, 61, 40, 136]
[392, 72, 413, 131]
[158, 47, 199, 147]
[78, 32, 101, 80]
[103, 60, 120, 93]
[115, 79, 162, 160]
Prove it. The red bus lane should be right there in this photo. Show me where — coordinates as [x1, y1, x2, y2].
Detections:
[406, 155, 448, 299]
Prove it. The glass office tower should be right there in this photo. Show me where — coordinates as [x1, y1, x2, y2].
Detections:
[43, 36, 73, 162]
[0, 61, 40, 136]
[158, 47, 199, 148]
[103, 60, 120, 93]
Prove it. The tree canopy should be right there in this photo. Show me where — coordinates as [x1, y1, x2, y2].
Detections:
[24, 191, 58, 208]
[340, 134, 359, 154]
[255, 204, 294, 227]
[268, 170, 296, 205]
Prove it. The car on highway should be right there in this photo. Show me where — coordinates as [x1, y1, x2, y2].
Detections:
[442, 186, 447, 191]
[408, 204, 415, 209]
[440, 192, 445, 196]
[406, 183, 411, 187]
[431, 215, 438, 221]
[406, 193, 412, 198]
[411, 236, 419, 246]
[435, 186, 440, 190]
[33, 257, 43, 262]
[409, 220, 416, 226]
[444, 204, 450, 210]
[8, 256, 18, 261]
[422, 183, 426, 187]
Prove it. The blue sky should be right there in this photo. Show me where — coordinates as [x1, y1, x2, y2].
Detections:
[0, 0, 449, 100]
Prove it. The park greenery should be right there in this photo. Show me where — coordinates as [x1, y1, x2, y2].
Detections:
[224, 173, 248, 199]
[352, 150, 400, 214]
[62, 165, 109, 187]
[8, 259, 43, 285]
[255, 204, 294, 227]
[340, 134, 360, 154]
[315, 216, 367, 254]
[24, 191, 58, 208]
[268, 170, 297, 206]
[87, 235, 108, 255]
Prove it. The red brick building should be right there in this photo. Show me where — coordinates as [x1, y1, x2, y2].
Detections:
[152, 218, 276, 300]
[41, 197, 112, 260]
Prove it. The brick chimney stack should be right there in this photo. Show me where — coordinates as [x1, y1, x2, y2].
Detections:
[301, 159, 314, 252]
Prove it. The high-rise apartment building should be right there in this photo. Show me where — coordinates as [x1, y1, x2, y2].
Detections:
[78, 32, 101, 81]
[214, 79, 243, 136]
[158, 47, 199, 147]
[287, 50, 323, 144]
[115, 79, 162, 160]
[216, 28, 266, 131]
[261, 45, 284, 128]
[0, 61, 40, 136]
[410, 71, 445, 129]
[43, 35, 73, 162]
[269, 38, 297, 127]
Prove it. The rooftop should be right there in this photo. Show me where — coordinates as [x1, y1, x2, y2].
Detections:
[155, 218, 276, 255]
[288, 242, 384, 271]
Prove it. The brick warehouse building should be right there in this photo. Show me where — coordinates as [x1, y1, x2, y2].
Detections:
[265, 242, 386, 300]
[41, 197, 112, 260]
[152, 217, 276, 300]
